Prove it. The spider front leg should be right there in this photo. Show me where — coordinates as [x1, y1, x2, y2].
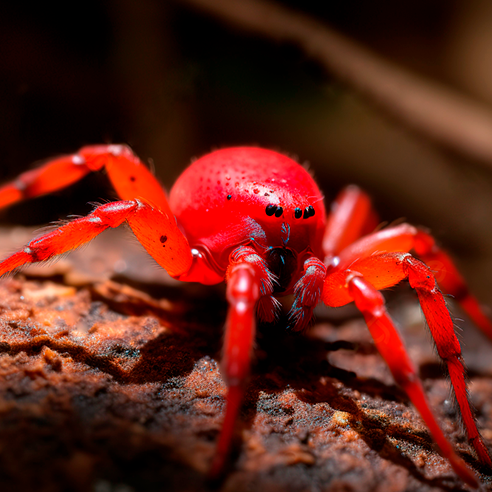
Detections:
[0, 144, 170, 212]
[209, 246, 276, 479]
[323, 251, 488, 487]
[345, 273, 479, 488]
[0, 199, 192, 278]
[403, 254, 492, 468]
[411, 227, 492, 341]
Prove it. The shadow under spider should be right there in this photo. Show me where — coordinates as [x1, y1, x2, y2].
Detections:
[239, 321, 483, 489]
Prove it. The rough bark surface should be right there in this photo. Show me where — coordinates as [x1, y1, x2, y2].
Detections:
[0, 228, 490, 492]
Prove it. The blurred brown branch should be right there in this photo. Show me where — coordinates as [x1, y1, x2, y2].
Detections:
[181, 0, 492, 169]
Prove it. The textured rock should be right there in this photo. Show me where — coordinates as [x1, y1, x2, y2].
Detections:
[0, 227, 490, 492]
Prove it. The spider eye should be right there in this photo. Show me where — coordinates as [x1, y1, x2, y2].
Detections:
[274, 206, 283, 217]
[265, 204, 277, 216]
[294, 207, 302, 219]
[303, 206, 315, 219]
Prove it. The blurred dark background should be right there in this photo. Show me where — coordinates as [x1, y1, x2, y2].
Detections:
[1, 0, 492, 303]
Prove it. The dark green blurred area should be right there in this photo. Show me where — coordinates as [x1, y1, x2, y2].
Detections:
[1, 0, 492, 302]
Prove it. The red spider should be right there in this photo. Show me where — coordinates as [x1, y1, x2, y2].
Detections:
[0, 145, 490, 487]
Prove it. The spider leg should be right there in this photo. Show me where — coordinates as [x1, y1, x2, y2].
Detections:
[412, 227, 492, 341]
[0, 144, 170, 212]
[334, 223, 492, 342]
[345, 273, 479, 488]
[209, 246, 276, 479]
[288, 257, 326, 331]
[323, 185, 379, 258]
[324, 248, 490, 485]
[323, 188, 491, 341]
[289, 186, 377, 329]
[402, 254, 492, 468]
[0, 199, 192, 278]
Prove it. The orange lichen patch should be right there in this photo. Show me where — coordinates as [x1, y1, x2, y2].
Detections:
[183, 356, 225, 398]
[92, 280, 176, 314]
[331, 410, 351, 427]
[22, 281, 77, 301]
[41, 345, 63, 371]
[243, 439, 315, 472]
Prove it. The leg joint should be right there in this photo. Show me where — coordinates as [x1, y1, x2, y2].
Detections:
[93, 200, 138, 228]
[401, 254, 438, 292]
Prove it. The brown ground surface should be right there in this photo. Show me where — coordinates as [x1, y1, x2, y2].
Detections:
[0, 227, 491, 492]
